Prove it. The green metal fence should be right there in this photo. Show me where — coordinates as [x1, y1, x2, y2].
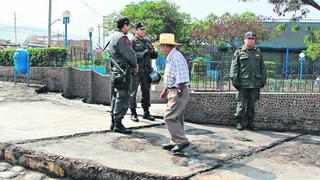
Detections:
[190, 61, 320, 93]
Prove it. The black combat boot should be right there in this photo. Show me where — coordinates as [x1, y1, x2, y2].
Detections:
[113, 119, 132, 134]
[130, 108, 139, 122]
[247, 117, 258, 131]
[110, 114, 115, 130]
[143, 108, 155, 121]
[236, 117, 244, 131]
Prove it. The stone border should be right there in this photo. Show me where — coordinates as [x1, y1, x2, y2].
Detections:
[0, 131, 303, 180]
[0, 123, 182, 180]
[0, 124, 182, 180]
[0, 143, 184, 180]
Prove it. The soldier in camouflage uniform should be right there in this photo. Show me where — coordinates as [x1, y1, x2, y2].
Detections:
[107, 17, 139, 134]
[229, 32, 266, 131]
[129, 22, 158, 122]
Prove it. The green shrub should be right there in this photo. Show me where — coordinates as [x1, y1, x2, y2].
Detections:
[203, 54, 212, 60]
[0, 48, 67, 67]
[276, 23, 286, 31]
[192, 57, 207, 75]
[94, 56, 103, 66]
[291, 25, 300, 32]
[0, 48, 15, 66]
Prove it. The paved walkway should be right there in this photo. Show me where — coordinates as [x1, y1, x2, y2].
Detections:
[0, 81, 319, 179]
[0, 81, 165, 143]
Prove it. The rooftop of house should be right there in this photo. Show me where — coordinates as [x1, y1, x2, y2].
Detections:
[256, 21, 320, 52]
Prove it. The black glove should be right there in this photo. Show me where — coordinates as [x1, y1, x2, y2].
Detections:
[147, 73, 152, 83]
[150, 49, 158, 59]
[143, 49, 150, 57]
[234, 85, 241, 91]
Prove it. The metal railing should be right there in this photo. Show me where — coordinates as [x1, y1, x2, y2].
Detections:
[189, 61, 320, 93]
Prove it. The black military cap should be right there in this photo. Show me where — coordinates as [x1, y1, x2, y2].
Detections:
[244, 31, 256, 39]
[135, 22, 145, 30]
[116, 16, 132, 27]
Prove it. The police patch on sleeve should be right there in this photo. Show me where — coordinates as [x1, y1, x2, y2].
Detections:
[123, 37, 131, 45]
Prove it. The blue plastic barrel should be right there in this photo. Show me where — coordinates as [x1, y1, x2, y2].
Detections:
[13, 49, 30, 85]
[13, 49, 29, 74]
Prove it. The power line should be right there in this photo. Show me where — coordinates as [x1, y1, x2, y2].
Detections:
[0, 24, 47, 32]
[0, 28, 30, 33]
[14, 11, 17, 43]
[0, 25, 46, 32]
[79, 0, 103, 17]
[0, 23, 14, 27]
[0, 23, 42, 29]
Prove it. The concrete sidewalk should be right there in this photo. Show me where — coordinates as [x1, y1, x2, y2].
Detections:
[0, 81, 165, 143]
[0, 81, 319, 180]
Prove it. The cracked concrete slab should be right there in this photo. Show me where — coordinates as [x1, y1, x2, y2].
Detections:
[191, 135, 320, 180]
[15, 123, 298, 178]
[0, 81, 165, 143]
[0, 100, 164, 142]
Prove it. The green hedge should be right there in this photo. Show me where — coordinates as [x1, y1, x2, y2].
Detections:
[0, 48, 15, 66]
[0, 48, 67, 67]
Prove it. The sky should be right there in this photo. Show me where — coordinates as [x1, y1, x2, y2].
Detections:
[0, 0, 319, 44]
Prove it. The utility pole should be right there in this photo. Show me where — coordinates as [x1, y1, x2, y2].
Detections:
[57, 29, 60, 43]
[97, 24, 101, 45]
[48, 0, 52, 47]
[102, 16, 106, 47]
[14, 12, 17, 44]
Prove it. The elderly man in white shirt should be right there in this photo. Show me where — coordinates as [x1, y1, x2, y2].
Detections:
[159, 33, 190, 153]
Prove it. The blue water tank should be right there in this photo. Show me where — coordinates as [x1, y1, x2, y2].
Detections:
[13, 49, 29, 74]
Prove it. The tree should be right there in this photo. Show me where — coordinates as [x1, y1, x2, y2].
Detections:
[305, 28, 320, 60]
[102, 12, 121, 37]
[240, 0, 320, 19]
[120, 1, 192, 46]
[102, 0, 193, 55]
[189, 13, 219, 49]
[241, 0, 320, 60]
[191, 12, 276, 50]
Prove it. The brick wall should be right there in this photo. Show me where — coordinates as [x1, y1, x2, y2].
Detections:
[185, 92, 320, 133]
[0, 66, 66, 91]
